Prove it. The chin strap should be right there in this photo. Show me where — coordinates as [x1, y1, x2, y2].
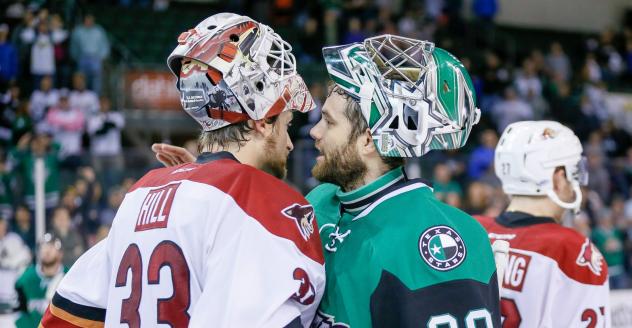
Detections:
[545, 181, 582, 215]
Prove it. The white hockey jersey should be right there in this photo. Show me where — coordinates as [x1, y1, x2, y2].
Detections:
[41, 152, 326, 328]
[476, 212, 610, 328]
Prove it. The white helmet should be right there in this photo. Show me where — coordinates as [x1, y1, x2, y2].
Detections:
[495, 121, 588, 213]
[167, 13, 314, 131]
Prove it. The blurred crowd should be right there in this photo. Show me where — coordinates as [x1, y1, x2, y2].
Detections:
[1, 0, 632, 325]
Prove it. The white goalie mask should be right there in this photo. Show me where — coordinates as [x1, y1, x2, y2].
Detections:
[167, 13, 315, 131]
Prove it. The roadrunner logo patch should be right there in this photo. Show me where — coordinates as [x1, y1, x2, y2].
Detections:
[282, 203, 315, 241]
[576, 238, 604, 276]
[419, 225, 467, 271]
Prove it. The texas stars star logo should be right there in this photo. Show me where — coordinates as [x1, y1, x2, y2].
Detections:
[419, 225, 466, 271]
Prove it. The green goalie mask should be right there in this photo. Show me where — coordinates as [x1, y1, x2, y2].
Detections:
[322, 35, 480, 157]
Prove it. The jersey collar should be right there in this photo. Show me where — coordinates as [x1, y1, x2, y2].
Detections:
[496, 211, 556, 227]
[196, 151, 240, 164]
[336, 167, 406, 215]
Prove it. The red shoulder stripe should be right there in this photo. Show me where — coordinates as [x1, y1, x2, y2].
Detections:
[129, 160, 324, 265]
[474, 215, 607, 285]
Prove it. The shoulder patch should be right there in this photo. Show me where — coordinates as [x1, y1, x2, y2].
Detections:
[419, 225, 467, 271]
[576, 238, 605, 276]
[282, 204, 316, 241]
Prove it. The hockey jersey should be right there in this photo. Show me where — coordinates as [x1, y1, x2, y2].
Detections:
[307, 167, 500, 328]
[41, 152, 326, 328]
[475, 212, 610, 328]
[15, 264, 67, 328]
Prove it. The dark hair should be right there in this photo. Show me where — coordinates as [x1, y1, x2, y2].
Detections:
[197, 115, 279, 153]
[329, 85, 405, 170]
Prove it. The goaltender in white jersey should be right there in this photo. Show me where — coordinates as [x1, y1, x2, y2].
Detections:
[41, 13, 324, 328]
[476, 121, 610, 328]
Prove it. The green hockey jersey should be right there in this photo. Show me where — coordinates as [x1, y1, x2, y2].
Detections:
[307, 168, 500, 327]
[14, 265, 66, 328]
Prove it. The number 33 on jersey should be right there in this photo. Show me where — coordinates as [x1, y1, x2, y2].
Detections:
[40, 155, 326, 327]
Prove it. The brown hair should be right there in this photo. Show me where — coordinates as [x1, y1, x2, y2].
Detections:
[197, 115, 279, 153]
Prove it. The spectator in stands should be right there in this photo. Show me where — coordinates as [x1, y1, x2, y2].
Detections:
[592, 208, 627, 289]
[514, 58, 548, 119]
[464, 181, 492, 215]
[15, 233, 66, 328]
[547, 77, 578, 126]
[342, 17, 366, 44]
[492, 86, 533, 132]
[69, 72, 99, 117]
[45, 89, 84, 169]
[0, 24, 18, 86]
[74, 167, 103, 245]
[0, 216, 31, 328]
[586, 143, 612, 204]
[12, 102, 32, 145]
[600, 120, 631, 158]
[59, 187, 78, 219]
[70, 14, 110, 94]
[583, 81, 609, 123]
[11, 9, 35, 92]
[397, 9, 421, 39]
[5, 1, 26, 25]
[11, 205, 34, 252]
[22, 19, 60, 90]
[49, 14, 69, 89]
[99, 185, 125, 226]
[573, 212, 592, 237]
[467, 129, 498, 181]
[582, 53, 602, 83]
[472, 0, 497, 43]
[29, 75, 58, 125]
[87, 96, 124, 190]
[0, 159, 13, 221]
[597, 29, 625, 81]
[1, 84, 21, 118]
[0, 84, 20, 146]
[432, 163, 463, 204]
[50, 207, 83, 268]
[10, 133, 60, 213]
[545, 42, 571, 81]
[298, 16, 323, 63]
[611, 195, 628, 231]
[480, 50, 510, 112]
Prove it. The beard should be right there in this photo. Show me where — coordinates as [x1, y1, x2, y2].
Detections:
[312, 143, 367, 190]
[260, 134, 288, 179]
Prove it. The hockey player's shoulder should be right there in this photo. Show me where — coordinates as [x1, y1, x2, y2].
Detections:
[218, 164, 324, 264]
[306, 183, 338, 200]
[528, 225, 607, 285]
[473, 215, 495, 229]
[306, 183, 339, 208]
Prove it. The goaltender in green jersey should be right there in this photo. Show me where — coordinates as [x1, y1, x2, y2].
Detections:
[307, 35, 500, 327]
[152, 34, 500, 327]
